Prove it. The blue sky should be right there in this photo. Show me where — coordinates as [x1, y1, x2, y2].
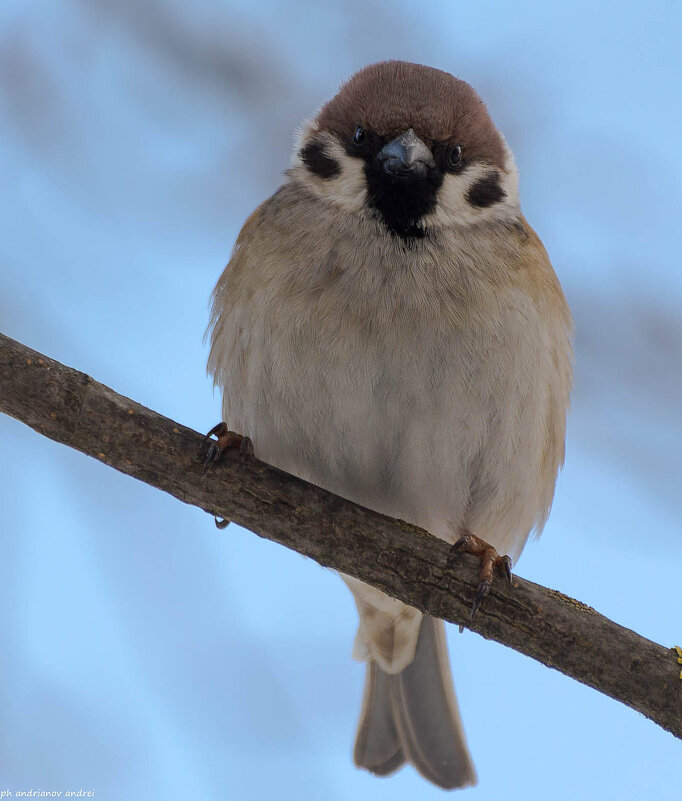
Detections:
[1, 1, 681, 799]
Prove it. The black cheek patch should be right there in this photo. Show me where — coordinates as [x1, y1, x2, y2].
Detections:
[300, 140, 341, 179]
[467, 172, 506, 208]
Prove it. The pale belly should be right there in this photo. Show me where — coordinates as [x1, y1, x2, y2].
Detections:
[221, 297, 554, 562]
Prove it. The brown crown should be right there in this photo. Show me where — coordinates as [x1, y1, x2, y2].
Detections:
[317, 61, 507, 170]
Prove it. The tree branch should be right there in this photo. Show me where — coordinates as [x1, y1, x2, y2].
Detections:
[1, 331, 680, 738]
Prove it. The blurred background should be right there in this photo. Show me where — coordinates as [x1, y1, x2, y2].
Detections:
[1, 0, 681, 798]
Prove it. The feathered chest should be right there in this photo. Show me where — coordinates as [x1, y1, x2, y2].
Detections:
[208, 188, 571, 548]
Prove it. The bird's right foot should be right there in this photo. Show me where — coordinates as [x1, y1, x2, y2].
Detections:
[448, 530, 513, 621]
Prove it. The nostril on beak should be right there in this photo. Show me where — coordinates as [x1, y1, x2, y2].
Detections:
[377, 129, 434, 182]
[381, 157, 429, 181]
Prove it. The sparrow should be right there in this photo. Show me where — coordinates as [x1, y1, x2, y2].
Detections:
[206, 60, 572, 790]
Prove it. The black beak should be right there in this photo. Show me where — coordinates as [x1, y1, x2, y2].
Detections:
[377, 129, 435, 182]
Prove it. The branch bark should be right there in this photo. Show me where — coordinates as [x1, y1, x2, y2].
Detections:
[1, 331, 680, 738]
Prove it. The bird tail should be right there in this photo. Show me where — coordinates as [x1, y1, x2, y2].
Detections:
[353, 615, 477, 790]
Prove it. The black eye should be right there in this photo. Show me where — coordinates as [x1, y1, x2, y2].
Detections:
[447, 144, 463, 170]
[353, 126, 366, 146]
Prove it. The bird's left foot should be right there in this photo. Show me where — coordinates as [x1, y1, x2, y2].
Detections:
[202, 422, 254, 529]
[202, 421, 254, 474]
[449, 531, 512, 621]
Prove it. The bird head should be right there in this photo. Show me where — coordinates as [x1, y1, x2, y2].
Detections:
[290, 60, 520, 239]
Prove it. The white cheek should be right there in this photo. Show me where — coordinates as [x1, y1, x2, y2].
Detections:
[290, 133, 367, 213]
[291, 116, 320, 160]
[425, 159, 520, 229]
[499, 134, 521, 207]
[428, 167, 489, 227]
[317, 142, 367, 212]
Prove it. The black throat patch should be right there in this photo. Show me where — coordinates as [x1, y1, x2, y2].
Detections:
[364, 163, 443, 239]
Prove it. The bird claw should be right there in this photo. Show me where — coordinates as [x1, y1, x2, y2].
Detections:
[203, 423, 254, 528]
[499, 554, 513, 589]
[202, 421, 254, 474]
[449, 530, 513, 621]
[470, 578, 492, 621]
[204, 421, 228, 442]
[203, 441, 220, 474]
[238, 436, 254, 459]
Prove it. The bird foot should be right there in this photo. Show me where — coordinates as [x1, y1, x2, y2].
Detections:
[449, 530, 512, 622]
[202, 422, 254, 530]
[202, 422, 254, 474]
